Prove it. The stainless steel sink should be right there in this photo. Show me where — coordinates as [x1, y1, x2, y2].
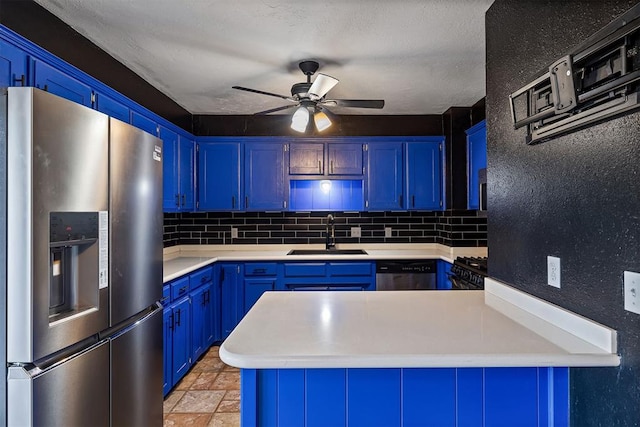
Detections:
[287, 249, 368, 255]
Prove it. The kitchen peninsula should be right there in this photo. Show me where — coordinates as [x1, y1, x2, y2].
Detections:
[219, 278, 619, 427]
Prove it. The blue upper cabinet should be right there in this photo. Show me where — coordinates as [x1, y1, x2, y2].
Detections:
[131, 111, 159, 136]
[328, 143, 364, 175]
[466, 120, 487, 210]
[366, 142, 404, 210]
[245, 141, 287, 211]
[0, 38, 28, 87]
[162, 127, 195, 212]
[406, 140, 444, 210]
[289, 142, 324, 175]
[161, 126, 180, 211]
[179, 136, 195, 211]
[199, 142, 242, 210]
[94, 91, 130, 123]
[32, 58, 92, 107]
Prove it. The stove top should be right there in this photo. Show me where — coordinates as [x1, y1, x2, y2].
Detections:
[450, 256, 488, 290]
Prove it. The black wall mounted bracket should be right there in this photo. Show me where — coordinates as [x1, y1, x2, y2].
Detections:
[509, 3, 640, 144]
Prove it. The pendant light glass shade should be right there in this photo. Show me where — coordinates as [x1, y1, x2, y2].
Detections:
[291, 106, 310, 132]
[314, 110, 332, 132]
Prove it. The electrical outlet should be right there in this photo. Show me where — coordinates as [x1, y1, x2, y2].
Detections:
[351, 227, 361, 238]
[547, 256, 561, 288]
[385, 227, 392, 237]
[231, 227, 238, 239]
[624, 271, 640, 315]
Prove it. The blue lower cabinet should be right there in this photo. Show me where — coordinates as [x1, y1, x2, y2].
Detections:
[191, 282, 217, 362]
[437, 260, 453, 290]
[162, 307, 173, 396]
[170, 296, 192, 385]
[190, 286, 207, 361]
[240, 366, 570, 427]
[220, 263, 243, 339]
[244, 278, 275, 314]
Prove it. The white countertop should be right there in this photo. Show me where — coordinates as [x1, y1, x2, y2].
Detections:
[219, 278, 620, 369]
[163, 243, 488, 282]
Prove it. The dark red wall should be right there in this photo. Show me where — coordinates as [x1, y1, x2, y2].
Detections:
[486, 1, 640, 425]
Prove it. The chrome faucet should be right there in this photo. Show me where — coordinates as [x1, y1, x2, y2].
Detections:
[325, 214, 336, 250]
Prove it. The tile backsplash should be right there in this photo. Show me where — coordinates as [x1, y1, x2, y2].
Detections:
[164, 210, 487, 248]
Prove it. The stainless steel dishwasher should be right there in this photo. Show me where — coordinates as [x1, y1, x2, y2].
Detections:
[375, 260, 437, 291]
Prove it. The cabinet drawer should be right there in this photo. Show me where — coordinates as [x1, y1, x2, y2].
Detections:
[244, 263, 277, 276]
[283, 263, 327, 277]
[329, 262, 374, 277]
[190, 266, 214, 289]
[171, 276, 190, 301]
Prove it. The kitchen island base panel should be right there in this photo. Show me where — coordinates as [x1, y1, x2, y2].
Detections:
[240, 366, 569, 427]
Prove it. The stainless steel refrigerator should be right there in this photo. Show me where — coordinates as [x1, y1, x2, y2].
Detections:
[0, 87, 163, 426]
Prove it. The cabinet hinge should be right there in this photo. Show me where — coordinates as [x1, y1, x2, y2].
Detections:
[439, 143, 442, 151]
[283, 200, 287, 208]
[440, 200, 443, 207]
[90, 92, 96, 105]
[363, 166, 366, 175]
[363, 144, 368, 152]
[196, 201, 200, 209]
[284, 144, 289, 152]
[156, 125, 160, 136]
[236, 265, 240, 274]
[365, 200, 369, 208]
[196, 144, 199, 152]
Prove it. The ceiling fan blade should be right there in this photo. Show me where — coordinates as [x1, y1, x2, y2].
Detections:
[254, 104, 299, 115]
[308, 74, 339, 100]
[232, 86, 295, 102]
[324, 99, 385, 109]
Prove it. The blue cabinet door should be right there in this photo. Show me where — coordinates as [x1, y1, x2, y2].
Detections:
[171, 296, 191, 384]
[220, 264, 243, 339]
[0, 38, 28, 88]
[32, 58, 92, 107]
[162, 307, 173, 395]
[203, 283, 217, 348]
[289, 142, 324, 175]
[407, 141, 444, 210]
[244, 278, 275, 314]
[466, 120, 487, 210]
[367, 142, 404, 210]
[179, 136, 195, 211]
[160, 126, 180, 211]
[198, 142, 241, 210]
[190, 286, 206, 362]
[95, 91, 130, 123]
[245, 142, 286, 210]
[131, 111, 158, 136]
[328, 143, 363, 175]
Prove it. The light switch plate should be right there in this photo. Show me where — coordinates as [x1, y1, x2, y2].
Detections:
[624, 271, 640, 315]
[547, 256, 561, 288]
[351, 227, 361, 238]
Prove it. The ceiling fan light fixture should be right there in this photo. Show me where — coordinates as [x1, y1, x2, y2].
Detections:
[314, 110, 332, 132]
[291, 106, 310, 132]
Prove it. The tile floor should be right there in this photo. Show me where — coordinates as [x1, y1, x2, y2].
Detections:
[163, 346, 241, 427]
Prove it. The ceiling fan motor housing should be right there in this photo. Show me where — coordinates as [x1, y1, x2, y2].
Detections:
[291, 82, 312, 100]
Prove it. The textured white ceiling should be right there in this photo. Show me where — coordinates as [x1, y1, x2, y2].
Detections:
[35, 0, 494, 115]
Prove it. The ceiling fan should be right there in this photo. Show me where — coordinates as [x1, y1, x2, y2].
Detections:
[232, 60, 385, 132]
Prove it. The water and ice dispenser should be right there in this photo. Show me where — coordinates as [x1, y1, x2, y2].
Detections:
[49, 212, 102, 323]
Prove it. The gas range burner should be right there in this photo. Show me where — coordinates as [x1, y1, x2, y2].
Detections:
[450, 256, 488, 290]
